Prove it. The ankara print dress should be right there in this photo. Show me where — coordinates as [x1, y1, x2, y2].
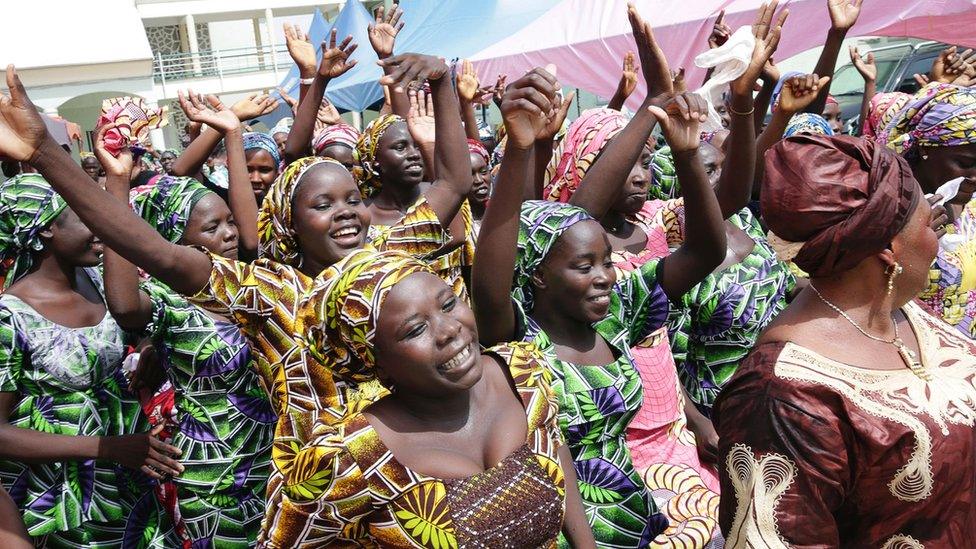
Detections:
[270, 342, 567, 547]
[0, 270, 176, 548]
[612, 200, 722, 549]
[516, 258, 670, 548]
[715, 301, 976, 547]
[920, 195, 976, 339]
[141, 279, 276, 548]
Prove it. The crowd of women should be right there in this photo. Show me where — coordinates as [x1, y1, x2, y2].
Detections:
[0, 0, 974, 546]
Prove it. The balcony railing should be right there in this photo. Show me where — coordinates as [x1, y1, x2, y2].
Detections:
[153, 44, 292, 90]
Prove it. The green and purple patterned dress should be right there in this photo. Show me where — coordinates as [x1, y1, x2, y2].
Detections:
[667, 208, 795, 413]
[141, 279, 275, 548]
[0, 270, 176, 548]
[514, 201, 669, 548]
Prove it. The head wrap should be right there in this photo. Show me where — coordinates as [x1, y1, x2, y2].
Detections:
[257, 156, 347, 266]
[885, 83, 976, 157]
[302, 249, 434, 384]
[96, 96, 168, 156]
[826, 94, 839, 107]
[762, 134, 920, 278]
[354, 114, 404, 197]
[313, 123, 361, 156]
[862, 92, 911, 141]
[770, 71, 805, 113]
[0, 175, 68, 289]
[242, 132, 282, 167]
[513, 200, 595, 311]
[130, 176, 213, 244]
[650, 146, 681, 200]
[784, 113, 835, 138]
[467, 138, 490, 167]
[544, 108, 628, 203]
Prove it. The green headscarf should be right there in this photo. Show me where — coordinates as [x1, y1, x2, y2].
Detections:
[130, 175, 213, 244]
[0, 174, 68, 289]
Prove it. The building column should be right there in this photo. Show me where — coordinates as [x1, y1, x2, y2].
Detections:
[265, 8, 279, 80]
[184, 14, 202, 75]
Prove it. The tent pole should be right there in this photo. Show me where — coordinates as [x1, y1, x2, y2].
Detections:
[575, 88, 581, 117]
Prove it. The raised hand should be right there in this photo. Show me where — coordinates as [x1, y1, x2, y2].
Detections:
[828, 0, 863, 31]
[621, 51, 639, 98]
[778, 73, 830, 114]
[762, 57, 781, 84]
[177, 90, 241, 134]
[319, 28, 358, 78]
[276, 87, 299, 114]
[627, 3, 672, 105]
[539, 90, 576, 140]
[457, 59, 481, 103]
[0, 65, 50, 162]
[368, 4, 404, 59]
[318, 99, 342, 126]
[913, 73, 931, 88]
[708, 10, 732, 49]
[284, 23, 317, 78]
[932, 46, 976, 84]
[731, 0, 788, 98]
[93, 124, 134, 177]
[650, 92, 709, 153]
[501, 68, 558, 149]
[377, 53, 449, 93]
[849, 46, 877, 82]
[928, 194, 950, 238]
[406, 88, 436, 146]
[492, 74, 507, 107]
[231, 92, 279, 121]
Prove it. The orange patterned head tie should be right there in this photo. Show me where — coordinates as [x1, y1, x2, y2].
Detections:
[96, 97, 168, 156]
[300, 249, 435, 384]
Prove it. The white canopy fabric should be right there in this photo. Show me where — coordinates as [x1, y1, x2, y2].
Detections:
[470, 0, 976, 107]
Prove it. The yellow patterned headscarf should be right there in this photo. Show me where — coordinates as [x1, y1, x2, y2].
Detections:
[354, 114, 403, 198]
[300, 249, 433, 384]
[257, 156, 347, 266]
[886, 83, 976, 157]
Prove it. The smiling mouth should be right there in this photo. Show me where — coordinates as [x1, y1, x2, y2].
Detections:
[438, 344, 472, 373]
[587, 293, 611, 305]
[405, 164, 423, 175]
[329, 224, 362, 246]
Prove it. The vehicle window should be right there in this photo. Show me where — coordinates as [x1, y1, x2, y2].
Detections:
[830, 58, 903, 96]
[895, 52, 939, 94]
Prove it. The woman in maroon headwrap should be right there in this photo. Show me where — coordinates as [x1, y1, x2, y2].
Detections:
[715, 134, 976, 547]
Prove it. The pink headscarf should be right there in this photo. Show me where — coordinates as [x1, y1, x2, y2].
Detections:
[543, 108, 628, 203]
[863, 92, 911, 142]
[467, 138, 490, 167]
[312, 123, 361, 155]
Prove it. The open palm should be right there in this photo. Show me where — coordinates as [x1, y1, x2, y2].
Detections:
[0, 66, 48, 162]
[368, 5, 404, 59]
[319, 29, 358, 78]
[828, 0, 862, 31]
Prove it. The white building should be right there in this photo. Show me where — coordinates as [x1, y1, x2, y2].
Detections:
[1, 0, 375, 151]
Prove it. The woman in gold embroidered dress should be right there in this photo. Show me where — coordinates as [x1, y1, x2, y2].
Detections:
[714, 134, 976, 547]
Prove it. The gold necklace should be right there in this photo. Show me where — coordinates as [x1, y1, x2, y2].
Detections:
[809, 285, 932, 381]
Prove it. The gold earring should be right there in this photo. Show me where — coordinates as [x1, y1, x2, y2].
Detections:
[886, 262, 903, 296]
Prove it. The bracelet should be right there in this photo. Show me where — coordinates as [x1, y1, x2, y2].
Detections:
[299, 77, 314, 85]
[728, 104, 755, 116]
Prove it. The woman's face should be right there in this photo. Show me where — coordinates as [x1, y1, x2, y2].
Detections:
[374, 122, 424, 188]
[272, 132, 288, 158]
[822, 103, 844, 134]
[245, 149, 279, 202]
[534, 220, 616, 324]
[160, 152, 177, 174]
[468, 153, 490, 207]
[81, 157, 102, 181]
[891, 196, 939, 303]
[700, 142, 725, 188]
[318, 144, 356, 171]
[291, 163, 371, 268]
[45, 207, 103, 267]
[375, 272, 482, 396]
[912, 143, 976, 203]
[180, 193, 240, 260]
[610, 146, 651, 216]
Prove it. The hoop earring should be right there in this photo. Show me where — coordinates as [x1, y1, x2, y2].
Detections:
[886, 262, 903, 296]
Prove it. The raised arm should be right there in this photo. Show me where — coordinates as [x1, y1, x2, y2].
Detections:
[179, 92, 261, 259]
[283, 23, 319, 106]
[405, 88, 437, 175]
[701, 10, 731, 86]
[0, 66, 213, 297]
[653, 95, 727, 302]
[457, 59, 488, 141]
[753, 73, 828, 198]
[473, 69, 557, 346]
[171, 91, 277, 179]
[531, 88, 574, 201]
[753, 60, 780, 134]
[284, 29, 358, 164]
[379, 54, 472, 229]
[369, 5, 410, 117]
[805, 0, 862, 115]
[849, 46, 877, 136]
[94, 125, 153, 332]
[569, 2, 673, 218]
[713, 0, 787, 218]
[607, 51, 639, 112]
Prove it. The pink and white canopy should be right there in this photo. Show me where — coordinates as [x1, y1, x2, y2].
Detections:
[470, 0, 976, 106]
